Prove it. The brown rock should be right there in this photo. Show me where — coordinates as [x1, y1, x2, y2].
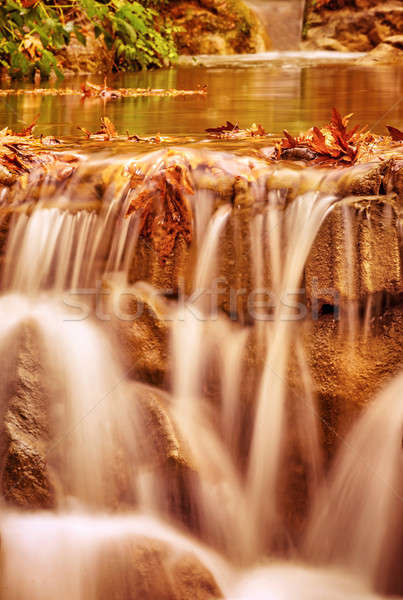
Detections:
[135, 385, 198, 526]
[57, 30, 113, 75]
[0, 322, 55, 508]
[304, 2, 403, 53]
[384, 159, 403, 200]
[305, 195, 402, 305]
[356, 35, 403, 64]
[305, 305, 403, 458]
[96, 537, 223, 600]
[110, 285, 170, 386]
[168, 0, 269, 55]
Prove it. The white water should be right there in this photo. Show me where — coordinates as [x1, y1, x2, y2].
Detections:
[0, 150, 401, 599]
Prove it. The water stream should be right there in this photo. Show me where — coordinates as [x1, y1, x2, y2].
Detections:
[0, 141, 401, 598]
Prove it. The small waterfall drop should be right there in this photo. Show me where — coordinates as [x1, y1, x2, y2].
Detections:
[0, 148, 401, 599]
[245, 0, 306, 50]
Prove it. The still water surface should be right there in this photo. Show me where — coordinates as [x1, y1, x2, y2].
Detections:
[0, 55, 402, 138]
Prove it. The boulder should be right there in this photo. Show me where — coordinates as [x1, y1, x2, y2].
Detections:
[168, 0, 269, 55]
[57, 29, 113, 75]
[95, 537, 223, 600]
[303, 2, 403, 54]
[0, 322, 56, 509]
[356, 35, 403, 65]
[135, 384, 198, 526]
[304, 305, 403, 458]
[305, 194, 402, 305]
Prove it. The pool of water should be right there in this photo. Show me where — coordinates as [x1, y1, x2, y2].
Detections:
[0, 54, 402, 139]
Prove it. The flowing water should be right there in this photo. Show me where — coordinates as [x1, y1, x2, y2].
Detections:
[0, 55, 402, 599]
[1, 61, 402, 137]
[0, 144, 401, 599]
[245, 0, 305, 50]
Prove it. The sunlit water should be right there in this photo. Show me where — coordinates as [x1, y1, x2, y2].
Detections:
[0, 57, 402, 599]
[1, 58, 402, 138]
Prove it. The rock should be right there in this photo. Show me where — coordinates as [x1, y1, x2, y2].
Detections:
[384, 159, 403, 199]
[135, 385, 199, 526]
[0, 322, 56, 508]
[169, 0, 269, 55]
[281, 147, 318, 161]
[96, 537, 223, 600]
[306, 37, 349, 52]
[334, 162, 383, 196]
[57, 30, 113, 75]
[305, 194, 402, 305]
[304, 305, 403, 459]
[0, 164, 16, 186]
[108, 283, 170, 386]
[356, 35, 403, 64]
[303, 1, 403, 54]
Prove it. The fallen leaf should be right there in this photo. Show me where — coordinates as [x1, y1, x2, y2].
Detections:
[387, 125, 403, 141]
[206, 121, 239, 134]
[126, 162, 194, 261]
[276, 109, 367, 164]
[18, 116, 39, 137]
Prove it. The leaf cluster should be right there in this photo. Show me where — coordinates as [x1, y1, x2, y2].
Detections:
[0, 0, 77, 78]
[277, 108, 370, 164]
[126, 162, 194, 260]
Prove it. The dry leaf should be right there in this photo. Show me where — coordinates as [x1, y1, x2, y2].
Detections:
[387, 125, 403, 141]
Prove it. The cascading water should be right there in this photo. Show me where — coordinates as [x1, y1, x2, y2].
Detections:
[0, 148, 401, 599]
[245, 0, 306, 50]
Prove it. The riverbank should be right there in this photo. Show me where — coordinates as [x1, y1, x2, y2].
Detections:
[303, 0, 403, 64]
[0, 0, 268, 80]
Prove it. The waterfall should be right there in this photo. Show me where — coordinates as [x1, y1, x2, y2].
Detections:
[245, 0, 306, 50]
[305, 372, 403, 591]
[0, 148, 401, 599]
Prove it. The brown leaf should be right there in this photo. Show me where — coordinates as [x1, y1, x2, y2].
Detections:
[282, 129, 297, 149]
[206, 121, 239, 134]
[277, 109, 366, 164]
[387, 125, 403, 141]
[77, 118, 117, 140]
[126, 163, 194, 261]
[77, 126, 91, 138]
[249, 123, 266, 137]
[100, 117, 117, 139]
[18, 116, 39, 137]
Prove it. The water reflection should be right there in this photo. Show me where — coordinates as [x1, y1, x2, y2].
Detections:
[0, 62, 402, 137]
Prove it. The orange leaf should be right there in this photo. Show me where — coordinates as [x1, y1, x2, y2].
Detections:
[18, 116, 39, 137]
[387, 125, 403, 141]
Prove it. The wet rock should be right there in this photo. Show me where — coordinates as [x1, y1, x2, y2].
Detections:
[169, 0, 269, 55]
[384, 159, 403, 199]
[0, 322, 55, 508]
[335, 162, 383, 196]
[306, 36, 349, 52]
[282, 304, 403, 540]
[281, 147, 318, 161]
[303, 2, 403, 54]
[110, 284, 170, 386]
[0, 165, 16, 186]
[129, 236, 191, 294]
[304, 305, 403, 458]
[135, 385, 198, 526]
[356, 35, 403, 65]
[96, 537, 223, 600]
[305, 194, 402, 305]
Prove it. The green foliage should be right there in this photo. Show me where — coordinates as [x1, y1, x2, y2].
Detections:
[0, 0, 70, 78]
[0, 0, 179, 79]
[81, 0, 179, 70]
